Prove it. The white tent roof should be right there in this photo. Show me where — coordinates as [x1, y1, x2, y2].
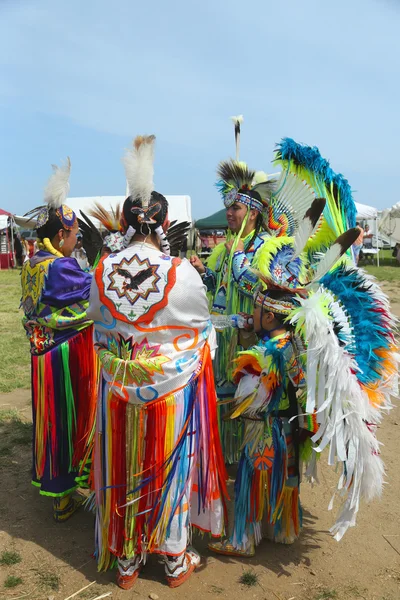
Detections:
[355, 202, 378, 220]
[378, 203, 400, 242]
[381, 202, 400, 221]
[0, 215, 9, 230]
[67, 195, 192, 226]
[14, 195, 192, 230]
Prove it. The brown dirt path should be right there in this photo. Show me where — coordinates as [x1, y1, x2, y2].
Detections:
[1, 283, 399, 600]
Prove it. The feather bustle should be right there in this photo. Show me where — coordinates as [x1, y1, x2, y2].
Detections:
[311, 228, 360, 283]
[291, 197, 326, 259]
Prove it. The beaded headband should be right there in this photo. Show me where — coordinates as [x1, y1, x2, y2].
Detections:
[223, 189, 264, 213]
[255, 291, 296, 315]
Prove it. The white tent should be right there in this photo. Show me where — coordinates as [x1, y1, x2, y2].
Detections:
[0, 215, 9, 230]
[14, 195, 192, 230]
[379, 203, 400, 244]
[355, 202, 380, 265]
[355, 202, 378, 220]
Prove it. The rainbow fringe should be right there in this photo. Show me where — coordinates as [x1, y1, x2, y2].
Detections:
[94, 343, 229, 571]
[31, 325, 98, 495]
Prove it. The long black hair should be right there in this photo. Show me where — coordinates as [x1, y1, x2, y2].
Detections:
[123, 191, 168, 236]
[245, 210, 265, 252]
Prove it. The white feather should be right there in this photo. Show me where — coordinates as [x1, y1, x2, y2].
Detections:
[123, 135, 155, 208]
[292, 216, 315, 261]
[230, 114, 243, 124]
[310, 243, 343, 283]
[43, 157, 71, 209]
[269, 171, 316, 236]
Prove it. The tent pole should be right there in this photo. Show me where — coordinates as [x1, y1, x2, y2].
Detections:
[376, 216, 380, 267]
[10, 218, 15, 268]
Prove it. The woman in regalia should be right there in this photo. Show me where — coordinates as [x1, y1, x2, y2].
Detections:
[21, 159, 97, 522]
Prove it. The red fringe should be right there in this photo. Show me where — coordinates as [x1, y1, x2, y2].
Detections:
[44, 351, 57, 477]
[71, 326, 98, 467]
[108, 393, 127, 556]
[32, 326, 97, 481]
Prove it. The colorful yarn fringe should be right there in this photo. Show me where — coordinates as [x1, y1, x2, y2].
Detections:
[31, 325, 98, 494]
[232, 417, 301, 547]
[94, 343, 228, 571]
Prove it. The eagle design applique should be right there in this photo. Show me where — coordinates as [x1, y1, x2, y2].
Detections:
[108, 254, 160, 305]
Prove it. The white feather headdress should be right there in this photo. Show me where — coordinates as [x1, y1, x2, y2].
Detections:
[123, 135, 155, 208]
[43, 157, 71, 208]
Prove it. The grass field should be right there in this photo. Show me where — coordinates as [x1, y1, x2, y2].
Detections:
[359, 249, 400, 280]
[0, 270, 30, 393]
[1, 257, 400, 392]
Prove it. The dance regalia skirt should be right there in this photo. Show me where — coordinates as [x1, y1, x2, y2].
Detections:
[232, 416, 302, 547]
[94, 343, 228, 571]
[31, 325, 98, 497]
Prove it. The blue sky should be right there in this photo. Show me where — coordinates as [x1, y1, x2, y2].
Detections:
[0, 0, 399, 218]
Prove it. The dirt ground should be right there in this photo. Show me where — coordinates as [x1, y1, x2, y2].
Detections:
[0, 283, 399, 600]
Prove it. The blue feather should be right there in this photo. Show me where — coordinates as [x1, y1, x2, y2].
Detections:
[321, 265, 393, 386]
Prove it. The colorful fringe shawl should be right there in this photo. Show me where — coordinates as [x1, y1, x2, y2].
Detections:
[94, 343, 228, 570]
[31, 325, 98, 495]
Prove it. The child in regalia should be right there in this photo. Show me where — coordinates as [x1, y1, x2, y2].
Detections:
[209, 286, 311, 556]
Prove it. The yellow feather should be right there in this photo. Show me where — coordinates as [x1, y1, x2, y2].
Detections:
[230, 390, 257, 419]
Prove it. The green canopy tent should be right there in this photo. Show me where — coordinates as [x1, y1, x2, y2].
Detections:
[195, 208, 227, 230]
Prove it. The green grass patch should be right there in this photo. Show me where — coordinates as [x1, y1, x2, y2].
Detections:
[4, 575, 23, 588]
[37, 570, 60, 591]
[363, 264, 400, 282]
[239, 569, 259, 587]
[0, 409, 32, 463]
[0, 550, 22, 566]
[0, 270, 30, 393]
[314, 590, 338, 600]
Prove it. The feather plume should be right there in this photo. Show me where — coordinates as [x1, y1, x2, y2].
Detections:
[230, 114, 243, 125]
[230, 115, 243, 161]
[88, 201, 122, 232]
[43, 157, 71, 209]
[166, 220, 191, 256]
[216, 159, 255, 196]
[311, 228, 360, 283]
[291, 197, 326, 260]
[123, 135, 155, 208]
[77, 211, 103, 266]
